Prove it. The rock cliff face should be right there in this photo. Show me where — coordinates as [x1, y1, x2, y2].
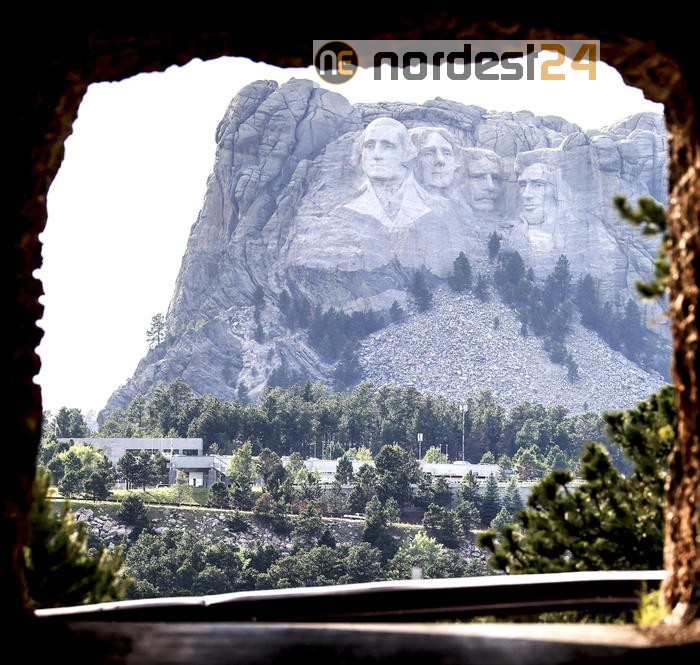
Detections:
[99, 78, 670, 421]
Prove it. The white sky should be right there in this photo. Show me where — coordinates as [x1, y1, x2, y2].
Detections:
[36, 54, 664, 419]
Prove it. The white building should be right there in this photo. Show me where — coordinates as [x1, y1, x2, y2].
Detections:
[292, 458, 501, 485]
[57, 437, 203, 467]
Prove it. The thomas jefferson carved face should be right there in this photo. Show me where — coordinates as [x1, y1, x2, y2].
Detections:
[517, 163, 556, 225]
[415, 131, 458, 190]
[463, 152, 504, 212]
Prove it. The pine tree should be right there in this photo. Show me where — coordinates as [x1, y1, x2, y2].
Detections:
[547, 255, 572, 303]
[503, 478, 523, 515]
[207, 481, 231, 509]
[146, 313, 167, 348]
[459, 470, 480, 504]
[478, 385, 674, 573]
[362, 496, 398, 561]
[479, 473, 501, 526]
[455, 499, 481, 533]
[23, 467, 130, 608]
[447, 252, 473, 292]
[575, 274, 600, 328]
[410, 270, 433, 311]
[488, 231, 501, 261]
[490, 506, 514, 530]
[116, 493, 149, 537]
[389, 300, 404, 323]
[333, 345, 363, 391]
[335, 454, 354, 484]
[473, 273, 490, 301]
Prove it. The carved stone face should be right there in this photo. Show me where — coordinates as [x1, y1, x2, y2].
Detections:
[464, 155, 503, 212]
[416, 132, 458, 190]
[517, 163, 555, 225]
[361, 123, 410, 183]
[618, 131, 656, 183]
[590, 135, 622, 172]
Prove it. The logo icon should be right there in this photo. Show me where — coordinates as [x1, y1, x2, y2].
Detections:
[314, 41, 358, 84]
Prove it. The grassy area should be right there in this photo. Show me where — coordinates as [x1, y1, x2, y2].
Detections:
[110, 486, 209, 506]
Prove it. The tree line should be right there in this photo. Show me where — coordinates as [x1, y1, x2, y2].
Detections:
[29, 384, 674, 609]
[82, 379, 612, 476]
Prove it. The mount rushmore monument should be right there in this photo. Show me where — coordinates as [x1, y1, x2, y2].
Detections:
[99, 78, 670, 420]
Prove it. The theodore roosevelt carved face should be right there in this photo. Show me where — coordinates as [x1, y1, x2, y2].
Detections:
[462, 148, 504, 213]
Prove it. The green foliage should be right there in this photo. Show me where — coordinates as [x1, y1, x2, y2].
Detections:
[574, 275, 669, 376]
[348, 463, 380, 513]
[423, 445, 447, 464]
[263, 545, 343, 589]
[308, 305, 385, 363]
[473, 273, 490, 301]
[362, 496, 398, 561]
[173, 471, 195, 505]
[117, 450, 167, 490]
[223, 511, 250, 534]
[455, 499, 481, 533]
[410, 270, 433, 311]
[342, 543, 384, 583]
[447, 251, 473, 292]
[422, 504, 462, 548]
[490, 506, 514, 530]
[228, 441, 256, 509]
[389, 300, 404, 323]
[291, 505, 325, 551]
[23, 467, 130, 608]
[53, 407, 92, 438]
[146, 313, 167, 348]
[478, 386, 675, 573]
[335, 454, 354, 484]
[256, 448, 289, 500]
[493, 252, 578, 375]
[100, 380, 608, 481]
[374, 443, 421, 506]
[459, 471, 481, 505]
[124, 529, 251, 598]
[253, 492, 291, 535]
[333, 344, 363, 391]
[207, 481, 231, 509]
[48, 442, 115, 499]
[633, 586, 670, 626]
[479, 474, 501, 527]
[503, 478, 524, 515]
[512, 445, 543, 480]
[613, 196, 669, 299]
[387, 532, 468, 580]
[116, 493, 149, 537]
[487, 231, 501, 261]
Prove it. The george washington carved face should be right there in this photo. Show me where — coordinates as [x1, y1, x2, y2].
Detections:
[357, 118, 416, 184]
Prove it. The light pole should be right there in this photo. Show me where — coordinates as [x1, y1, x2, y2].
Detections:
[460, 403, 466, 462]
[417, 432, 423, 461]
